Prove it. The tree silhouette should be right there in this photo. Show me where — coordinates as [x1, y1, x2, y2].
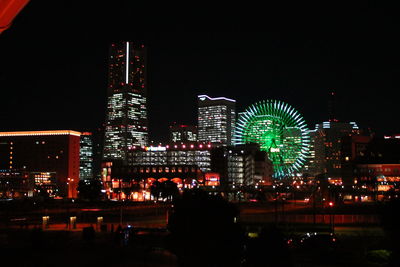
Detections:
[161, 180, 179, 201]
[167, 188, 244, 266]
[243, 224, 292, 267]
[34, 184, 50, 199]
[379, 199, 400, 266]
[151, 180, 179, 202]
[150, 181, 162, 201]
[77, 179, 102, 201]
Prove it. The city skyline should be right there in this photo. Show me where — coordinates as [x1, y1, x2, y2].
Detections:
[1, 2, 399, 143]
[2, 4, 400, 267]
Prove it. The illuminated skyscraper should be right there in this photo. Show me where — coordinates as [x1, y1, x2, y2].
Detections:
[197, 95, 236, 146]
[103, 42, 148, 161]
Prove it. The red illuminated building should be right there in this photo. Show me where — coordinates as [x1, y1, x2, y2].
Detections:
[341, 135, 400, 194]
[0, 130, 81, 198]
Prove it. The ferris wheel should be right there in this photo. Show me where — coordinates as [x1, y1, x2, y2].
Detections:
[233, 99, 310, 178]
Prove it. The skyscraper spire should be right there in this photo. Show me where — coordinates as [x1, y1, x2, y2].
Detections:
[328, 89, 338, 122]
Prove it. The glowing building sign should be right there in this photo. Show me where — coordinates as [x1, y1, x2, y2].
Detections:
[205, 172, 220, 186]
[145, 146, 167, 152]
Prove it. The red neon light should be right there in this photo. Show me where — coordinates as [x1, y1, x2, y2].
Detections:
[81, 208, 102, 212]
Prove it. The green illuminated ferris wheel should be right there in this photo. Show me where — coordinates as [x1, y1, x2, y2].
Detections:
[233, 100, 310, 178]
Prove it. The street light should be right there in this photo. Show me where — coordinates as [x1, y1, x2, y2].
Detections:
[67, 177, 71, 198]
[328, 201, 335, 234]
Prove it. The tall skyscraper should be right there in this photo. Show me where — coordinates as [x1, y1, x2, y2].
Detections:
[103, 42, 148, 162]
[309, 121, 360, 178]
[197, 95, 236, 146]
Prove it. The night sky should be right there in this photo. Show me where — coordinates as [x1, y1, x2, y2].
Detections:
[1, 2, 399, 142]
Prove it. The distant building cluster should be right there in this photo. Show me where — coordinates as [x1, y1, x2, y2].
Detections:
[1, 41, 399, 201]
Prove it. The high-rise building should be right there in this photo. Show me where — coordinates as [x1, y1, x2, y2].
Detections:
[0, 130, 81, 198]
[305, 91, 360, 179]
[80, 132, 93, 180]
[103, 42, 148, 162]
[197, 95, 236, 146]
[309, 121, 360, 178]
[169, 124, 197, 143]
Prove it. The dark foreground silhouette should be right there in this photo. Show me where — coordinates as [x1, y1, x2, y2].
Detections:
[166, 189, 293, 267]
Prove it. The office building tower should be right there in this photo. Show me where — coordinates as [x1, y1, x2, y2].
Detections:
[103, 42, 148, 162]
[197, 95, 236, 145]
[80, 132, 93, 180]
[310, 121, 360, 178]
[0, 130, 81, 198]
[169, 124, 197, 143]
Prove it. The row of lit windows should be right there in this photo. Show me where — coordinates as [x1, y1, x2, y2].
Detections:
[357, 168, 399, 173]
[120, 166, 197, 174]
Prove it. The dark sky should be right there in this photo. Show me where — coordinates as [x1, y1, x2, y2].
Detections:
[1, 2, 399, 142]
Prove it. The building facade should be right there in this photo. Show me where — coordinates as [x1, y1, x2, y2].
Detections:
[103, 42, 148, 162]
[126, 143, 212, 172]
[346, 136, 400, 193]
[101, 142, 213, 199]
[0, 169, 32, 198]
[198, 95, 236, 146]
[211, 143, 273, 189]
[0, 130, 81, 198]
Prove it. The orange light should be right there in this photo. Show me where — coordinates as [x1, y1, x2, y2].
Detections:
[329, 201, 334, 207]
[0, 130, 81, 137]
